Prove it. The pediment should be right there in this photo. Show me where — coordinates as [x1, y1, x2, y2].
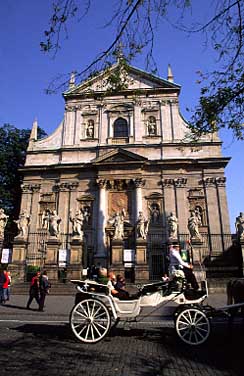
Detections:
[64, 63, 181, 97]
[92, 148, 148, 164]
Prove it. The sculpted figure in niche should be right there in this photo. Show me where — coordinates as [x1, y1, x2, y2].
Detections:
[109, 209, 126, 240]
[42, 209, 50, 230]
[147, 116, 156, 136]
[150, 204, 160, 224]
[70, 209, 84, 239]
[82, 206, 90, 224]
[49, 210, 61, 237]
[15, 210, 31, 238]
[235, 212, 244, 240]
[0, 208, 8, 238]
[167, 212, 178, 239]
[136, 211, 149, 240]
[188, 209, 202, 240]
[86, 119, 94, 138]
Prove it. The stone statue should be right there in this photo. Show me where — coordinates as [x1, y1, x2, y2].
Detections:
[167, 212, 178, 239]
[235, 212, 244, 240]
[15, 210, 31, 238]
[82, 207, 90, 224]
[86, 119, 94, 138]
[49, 210, 61, 237]
[0, 208, 8, 238]
[147, 116, 156, 136]
[149, 204, 160, 224]
[188, 209, 202, 240]
[70, 209, 84, 239]
[109, 209, 126, 240]
[136, 211, 148, 240]
[41, 209, 50, 230]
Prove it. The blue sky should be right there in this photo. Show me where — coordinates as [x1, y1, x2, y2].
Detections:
[0, 0, 243, 231]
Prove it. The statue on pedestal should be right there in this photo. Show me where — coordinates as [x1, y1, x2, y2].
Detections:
[49, 210, 61, 237]
[235, 212, 244, 240]
[108, 209, 126, 240]
[167, 212, 178, 239]
[70, 209, 84, 239]
[136, 211, 148, 240]
[188, 209, 202, 240]
[15, 210, 31, 238]
[0, 208, 8, 238]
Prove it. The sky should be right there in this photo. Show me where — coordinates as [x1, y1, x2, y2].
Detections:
[0, 0, 243, 231]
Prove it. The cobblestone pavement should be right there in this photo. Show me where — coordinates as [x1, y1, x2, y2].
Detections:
[0, 294, 243, 376]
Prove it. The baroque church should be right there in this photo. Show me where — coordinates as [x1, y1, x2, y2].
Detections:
[11, 62, 231, 282]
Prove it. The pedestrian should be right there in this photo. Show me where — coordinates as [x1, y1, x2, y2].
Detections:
[6, 271, 11, 301]
[26, 271, 41, 309]
[0, 268, 8, 304]
[39, 270, 50, 312]
[1, 268, 9, 304]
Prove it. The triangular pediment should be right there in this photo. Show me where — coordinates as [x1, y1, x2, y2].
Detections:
[64, 63, 181, 97]
[92, 148, 148, 164]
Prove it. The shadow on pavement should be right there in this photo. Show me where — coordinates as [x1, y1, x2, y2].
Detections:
[1, 322, 242, 376]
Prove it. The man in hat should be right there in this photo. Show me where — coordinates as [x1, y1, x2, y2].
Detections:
[169, 244, 199, 290]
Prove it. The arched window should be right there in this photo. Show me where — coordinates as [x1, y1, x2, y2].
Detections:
[113, 117, 128, 138]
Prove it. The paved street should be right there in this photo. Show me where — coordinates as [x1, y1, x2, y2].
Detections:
[0, 293, 243, 376]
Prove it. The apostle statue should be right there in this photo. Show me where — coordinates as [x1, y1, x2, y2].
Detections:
[49, 210, 61, 237]
[109, 209, 126, 240]
[188, 209, 202, 240]
[136, 211, 148, 240]
[235, 212, 244, 240]
[167, 212, 178, 239]
[15, 210, 31, 238]
[0, 208, 8, 238]
[70, 209, 84, 239]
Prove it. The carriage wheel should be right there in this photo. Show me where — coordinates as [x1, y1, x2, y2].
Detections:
[175, 308, 210, 345]
[70, 298, 111, 343]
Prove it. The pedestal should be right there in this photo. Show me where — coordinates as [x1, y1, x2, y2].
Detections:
[191, 238, 206, 282]
[111, 239, 124, 275]
[10, 238, 28, 281]
[135, 239, 149, 282]
[45, 237, 61, 281]
[240, 239, 244, 277]
[67, 238, 83, 280]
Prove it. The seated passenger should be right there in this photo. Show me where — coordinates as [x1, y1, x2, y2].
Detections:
[169, 244, 199, 290]
[96, 267, 109, 284]
[107, 271, 129, 299]
[115, 274, 129, 298]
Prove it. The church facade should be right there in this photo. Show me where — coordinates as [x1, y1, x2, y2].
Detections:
[12, 63, 231, 282]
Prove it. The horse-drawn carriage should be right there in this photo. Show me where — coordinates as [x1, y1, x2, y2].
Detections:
[69, 277, 212, 346]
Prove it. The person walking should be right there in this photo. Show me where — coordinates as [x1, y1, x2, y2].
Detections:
[38, 270, 50, 312]
[6, 271, 11, 301]
[26, 271, 41, 309]
[0, 268, 8, 304]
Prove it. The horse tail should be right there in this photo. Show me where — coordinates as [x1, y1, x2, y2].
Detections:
[227, 279, 234, 305]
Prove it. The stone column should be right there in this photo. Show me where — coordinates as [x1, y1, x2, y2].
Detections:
[162, 178, 176, 238]
[45, 237, 61, 281]
[174, 178, 188, 233]
[134, 178, 145, 221]
[95, 179, 107, 261]
[215, 177, 231, 233]
[68, 238, 83, 280]
[11, 238, 28, 281]
[135, 239, 149, 282]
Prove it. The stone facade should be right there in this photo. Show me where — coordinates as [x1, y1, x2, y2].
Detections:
[13, 63, 231, 281]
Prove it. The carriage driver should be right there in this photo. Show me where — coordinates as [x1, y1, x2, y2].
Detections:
[169, 244, 199, 290]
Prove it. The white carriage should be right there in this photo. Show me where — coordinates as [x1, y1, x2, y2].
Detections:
[69, 278, 211, 346]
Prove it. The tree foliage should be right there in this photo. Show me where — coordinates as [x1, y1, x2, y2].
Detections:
[41, 0, 244, 139]
[0, 124, 46, 229]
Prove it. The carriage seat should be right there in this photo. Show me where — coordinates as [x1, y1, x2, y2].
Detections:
[184, 289, 207, 300]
